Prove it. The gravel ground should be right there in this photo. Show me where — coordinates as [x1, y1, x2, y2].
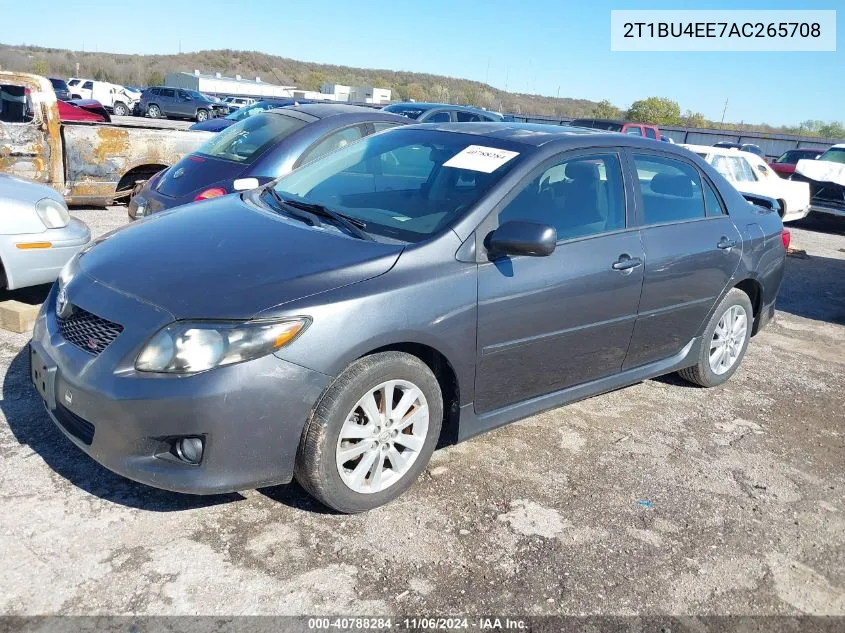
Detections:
[0, 207, 843, 617]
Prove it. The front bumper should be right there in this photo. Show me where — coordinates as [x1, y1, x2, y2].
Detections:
[0, 218, 90, 290]
[30, 279, 330, 494]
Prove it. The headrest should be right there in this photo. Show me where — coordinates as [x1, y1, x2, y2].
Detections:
[565, 161, 599, 182]
[651, 173, 693, 198]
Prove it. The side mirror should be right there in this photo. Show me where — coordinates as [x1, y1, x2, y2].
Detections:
[487, 221, 557, 258]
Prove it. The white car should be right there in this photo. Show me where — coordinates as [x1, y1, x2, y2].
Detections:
[0, 175, 91, 290]
[222, 96, 256, 110]
[683, 144, 811, 223]
[66, 78, 140, 116]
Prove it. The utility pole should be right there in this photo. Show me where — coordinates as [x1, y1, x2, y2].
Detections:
[719, 98, 729, 129]
[504, 67, 509, 92]
[556, 86, 560, 99]
[485, 56, 490, 85]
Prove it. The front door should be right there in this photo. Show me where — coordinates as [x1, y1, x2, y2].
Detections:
[475, 149, 645, 414]
[622, 151, 743, 369]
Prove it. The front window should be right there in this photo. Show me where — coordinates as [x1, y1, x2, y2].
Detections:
[0, 83, 34, 123]
[196, 112, 306, 163]
[819, 147, 845, 164]
[271, 128, 524, 242]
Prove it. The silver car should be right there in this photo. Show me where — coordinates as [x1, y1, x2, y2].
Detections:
[0, 174, 90, 290]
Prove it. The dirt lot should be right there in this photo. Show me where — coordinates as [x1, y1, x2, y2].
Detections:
[0, 208, 843, 617]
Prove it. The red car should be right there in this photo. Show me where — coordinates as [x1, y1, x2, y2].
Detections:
[57, 99, 110, 122]
[770, 147, 825, 177]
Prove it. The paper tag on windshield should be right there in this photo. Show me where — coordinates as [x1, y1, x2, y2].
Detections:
[443, 145, 519, 173]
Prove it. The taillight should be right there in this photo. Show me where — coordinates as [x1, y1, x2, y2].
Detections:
[194, 187, 227, 201]
[781, 229, 791, 250]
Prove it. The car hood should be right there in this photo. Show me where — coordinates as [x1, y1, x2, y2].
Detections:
[79, 194, 404, 319]
[190, 119, 234, 132]
[0, 173, 64, 204]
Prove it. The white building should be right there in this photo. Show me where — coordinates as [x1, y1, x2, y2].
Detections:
[321, 83, 391, 104]
[165, 71, 295, 99]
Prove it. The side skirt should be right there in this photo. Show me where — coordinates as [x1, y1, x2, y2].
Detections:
[456, 337, 700, 442]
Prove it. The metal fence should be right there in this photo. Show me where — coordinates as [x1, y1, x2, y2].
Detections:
[503, 112, 844, 159]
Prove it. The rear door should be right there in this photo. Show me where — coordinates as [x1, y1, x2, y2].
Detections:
[622, 151, 742, 369]
[159, 88, 177, 115]
[474, 148, 645, 413]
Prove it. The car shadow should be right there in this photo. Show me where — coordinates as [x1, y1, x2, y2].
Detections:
[777, 251, 845, 325]
[0, 282, 52, 305]
[1, 347, 244, 511]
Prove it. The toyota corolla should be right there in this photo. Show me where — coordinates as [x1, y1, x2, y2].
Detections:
[29, 123, 787, 512]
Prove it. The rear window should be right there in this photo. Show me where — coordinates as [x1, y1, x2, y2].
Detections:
[383, 105, 426, 120]
[196, 112, 306, 163]
[0, 83, 34, 123]
[571, 119, 623, 132]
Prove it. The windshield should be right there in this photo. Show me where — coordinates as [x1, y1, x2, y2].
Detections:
[196, 112, 306, 163]
[271, 128, 524, 242]
[383, 104, 426, 120]
[819, 148, 845, 164]
[776, 149, 820, 163]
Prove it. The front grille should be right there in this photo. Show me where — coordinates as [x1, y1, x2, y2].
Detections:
[58, 307, 124, 356]
[53, 402, 95, 445]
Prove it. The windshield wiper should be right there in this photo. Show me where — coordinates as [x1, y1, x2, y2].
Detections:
[262, 187, 323, 227]
[279, 195, 373, 241]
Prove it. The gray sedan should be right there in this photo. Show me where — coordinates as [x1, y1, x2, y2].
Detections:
[29, 124, 786, 512]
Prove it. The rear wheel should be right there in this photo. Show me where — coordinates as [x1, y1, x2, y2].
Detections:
[678, 288, 753, 387]
[295, 352, 443, 513]
[113, 101, 129, 117]
[195, 109, 209, 122]
[147, 104, 161, 118]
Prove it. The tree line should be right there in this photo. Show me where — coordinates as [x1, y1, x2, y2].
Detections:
[1, 44, 842, 138]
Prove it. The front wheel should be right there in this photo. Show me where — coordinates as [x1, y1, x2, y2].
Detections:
[677, 288, 753, 387]
[113, 102, 128, 117]
[195, 109, 209, 122]
[295, 352, 443, 513]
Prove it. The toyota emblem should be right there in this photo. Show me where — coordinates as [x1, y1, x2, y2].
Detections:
[56, 285, 71, 318]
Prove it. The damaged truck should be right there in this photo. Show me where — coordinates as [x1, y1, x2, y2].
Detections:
[0, 72, 212, 206]
[792, 144, 845, 219]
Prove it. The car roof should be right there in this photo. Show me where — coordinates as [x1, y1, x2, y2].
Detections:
[400, 121, 685, 149]
[388, 102, 493, 113]
[681, 144, 763, 160]
[269, 103, 405, 121]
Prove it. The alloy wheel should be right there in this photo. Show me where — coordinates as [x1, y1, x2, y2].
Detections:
[709, 304, 748, 375]
[335, 379, 429, 494]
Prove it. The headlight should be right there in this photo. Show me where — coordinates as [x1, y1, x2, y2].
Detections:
[135, 318, 309, 374]
[35, 197, 70, 229]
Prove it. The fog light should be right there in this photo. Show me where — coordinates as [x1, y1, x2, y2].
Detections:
[175, 437, 204, 465]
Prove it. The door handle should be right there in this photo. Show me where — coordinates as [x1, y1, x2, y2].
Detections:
[612, 254, 643, 272]
[717, 237, 737, 250]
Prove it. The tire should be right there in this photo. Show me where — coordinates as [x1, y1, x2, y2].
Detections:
[195, 109, 209, 122]
[677, 288, 754, 388]
[147, 104, 161, 118]
[113, 102, 128, 117]
[295, 352, 443, 513]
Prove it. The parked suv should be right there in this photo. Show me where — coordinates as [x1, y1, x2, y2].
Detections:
[138, 87, 227, 122]
[569, 118, 662, 140]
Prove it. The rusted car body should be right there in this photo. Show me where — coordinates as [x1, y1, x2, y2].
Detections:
[0, 72, 212, 205]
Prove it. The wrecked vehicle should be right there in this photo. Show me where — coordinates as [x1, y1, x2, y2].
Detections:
[792, 144, 845, 219]
[0, 72, 212, 206]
